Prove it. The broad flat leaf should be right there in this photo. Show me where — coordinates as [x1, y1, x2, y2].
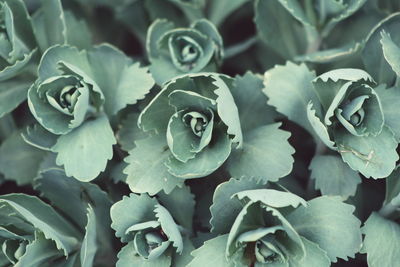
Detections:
[334, 126, 398, 179]
[0, 194, 81, 256]
[363, 13, 400, 85]
[187, 235, 233, 267]
[0, 80, 30, 118]
[87, 45, 154, 116]
[362, 212, 400, 267]
[0, 131, 46, 185]
[263, 62, 317, 134]
[310, 155, 361, 199]
[286, 196, 362, 262]
[375, 85, 400, 140]
[254, 0, 307, 59]
[116, 241, 171, 267]
[210, 177, 264, 234]
[227, 123, 295, 183]
[110, 193, 158, 241]
[384, 167, 400, 206]
[230, 72, 278, 135]
[15, 233, 61, 267]
[154, 204, 183, 253]
[233, 189, 307, 208]
[80, 205, 97, 267]
[21, 124, 58, 151]
[381, 31, 400, 77]
[158, 185, 195, 231]
[124, 134, 184, 195]
[52, 115, 116, 181]
[288, 237, 330, 267]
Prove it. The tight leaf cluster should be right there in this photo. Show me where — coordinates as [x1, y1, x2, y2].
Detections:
[0, 0, 399, 266]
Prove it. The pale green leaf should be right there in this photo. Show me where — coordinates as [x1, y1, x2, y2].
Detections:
[117, 112, 148, 152]
[381, 31, 400, 77]
[116, 241, 171, 267]
[208, 0, 249, 26]
[124, 134, 184, 195]
[375, 85, 400, 140]
[21, 124, 58, 151]
[310, 155, 361, 199]
[0, 80, 30, 118]
[233, 189, 307, 208]
[154, 204, 183, 253]
[80, 205, 97, 267]
[263, 62, 317, 134]
[227, 123, 294, 183]
[286, 196, 362, 262]
[362, 212, 400, 267]
[288, 237, 330, 267]
[52, 115, 116, 182]
[187, 234, 233, 267]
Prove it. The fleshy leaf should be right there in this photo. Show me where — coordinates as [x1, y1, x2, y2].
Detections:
[309, 155, 361, 199]
[362, 212, 400, 267]
[375, 85, 400, 140]
[80, 205, 97, 267]
[116, 241, 171, 267]
[288, 237, 330, 267]
[0, 80, 30, 118]
[154, 204, 183, 253]
[381, 31, 400, 78]
[21, 124, 58, 151]
[263, 62, 317, 135]
[124, 134, 184, 195]
[286, 196, 362, 262]
[227, 123, 295, 183]
[233, 189, 307, 208]
[187, 235, 233, 267]
[52, 115, 116, 181]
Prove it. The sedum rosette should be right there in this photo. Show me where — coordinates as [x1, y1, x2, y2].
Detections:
[147, 19, 223, 84]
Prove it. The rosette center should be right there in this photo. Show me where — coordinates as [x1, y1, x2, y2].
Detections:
[183, 111, 209, 137]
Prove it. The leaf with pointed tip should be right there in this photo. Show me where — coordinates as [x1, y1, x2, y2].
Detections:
[227, 123, 294, 183]
[210, 177, 265, 234]
[286, 196, 362, 262]
[263, 62, 317, 134]
[187, 235, 233, 267]
[124, 134, 184, 195]
[87, 45, 154, 116]
[362, 212, 400, 267]
[334, 126, 398, 179]
[52, 115, 116, 181]
[154, 204, 183, 253]
[310, 155, 361, 199]
[80, 205, 97, 267]
[0, 131, 46, 185]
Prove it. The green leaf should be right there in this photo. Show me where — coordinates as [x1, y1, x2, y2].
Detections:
[0, 131, 46, 185]
[363, 13, 400, 85]
[154, 204, 183, 253]
[52, 115, 116, 181]
[158, 185, 195, 231]
[174, 238, 195, 267]
[117, 112, 148, 152]
[230, 72, 278, 135]
[0, 194, 81, 256]
[124, 134, 184, 195]
[227, 123, 295, 183]
[15, 233, 61, 267]
[288, 237, 330, 267]
[362, 212, 400, 267]
[381, 31, 400, 77]
[80, 205, 97, 267]
[306, 102, 336, 149]
[233, 189, 307, 208]
[187, 235, 233, 267]
[116, 241, 171, 267]
[263, 62, 317, 134]
[334, 126, 398, 179]
[210, 177, 265, 234]
[110, 193, 158, 242]
[309, 155, 361, 199]
[375, 85, 400, 140]
[295, 42, 362, 64]
[87, 44, 154, 116]
[286, 196, 362, 262]
[0, 80, 30, 118]
[21, 124, 58, 151]
[208, 0, 249, 26]
[384, 166, 400, 206]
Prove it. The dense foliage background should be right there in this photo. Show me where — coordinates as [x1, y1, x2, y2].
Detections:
[0, 0, 400, 266]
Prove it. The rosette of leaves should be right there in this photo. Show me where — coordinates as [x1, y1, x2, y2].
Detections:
[124, 72, 295, 195]
[0, 182, 108, 267]
[263, 63, 399, 184]
[254, 0, 367, 62]
[147, 19, 223, 84]
[26, 44, 154, 181]
[188, 177, 362, 267]
[110, 190, 195, 267]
